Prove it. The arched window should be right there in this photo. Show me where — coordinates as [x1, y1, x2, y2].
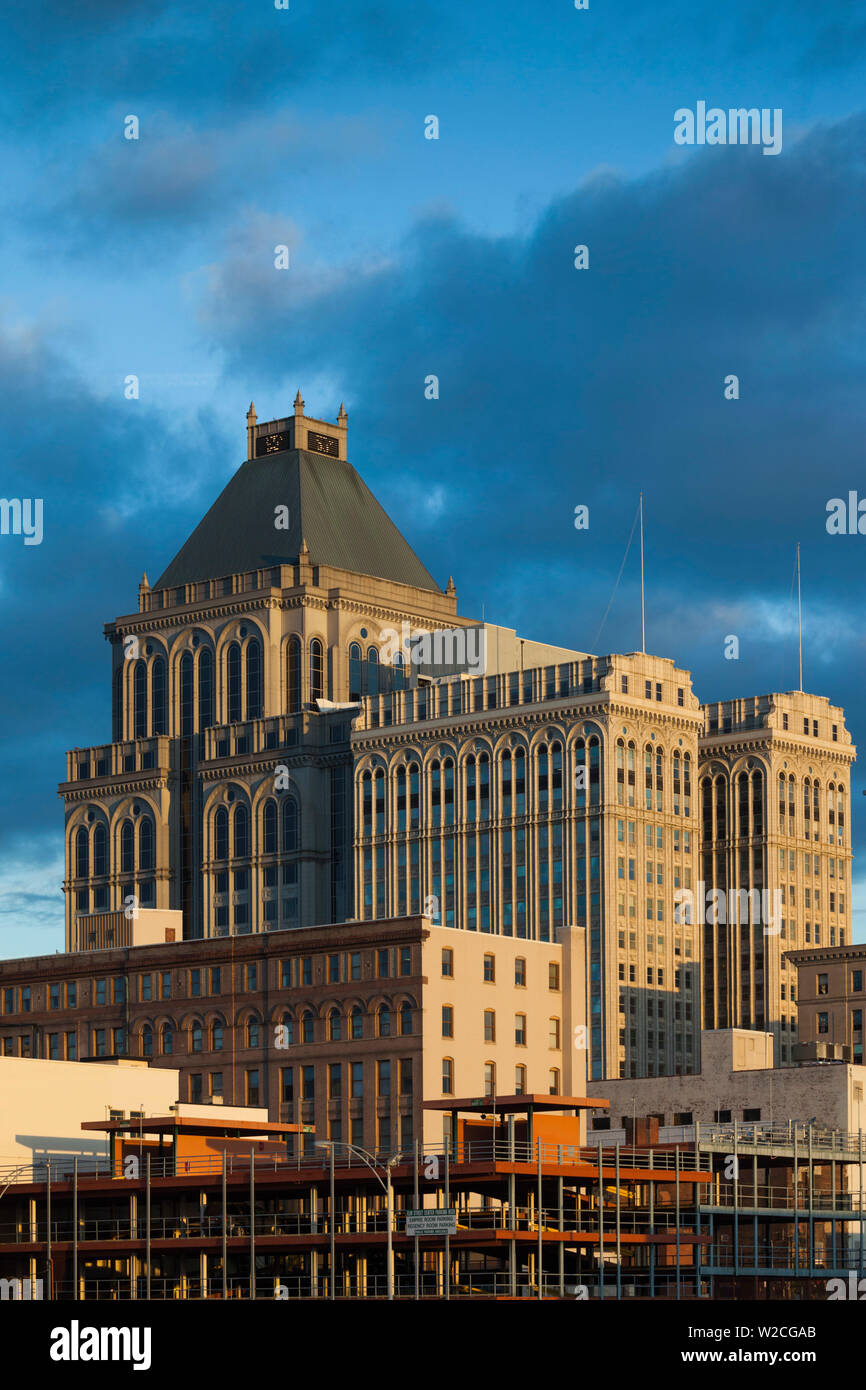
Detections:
[120, 820, 134, 875]
[551, 742, 563, 811]
[350, 1006, 363, 1040]
[227, 642, 242, 723]
[287, 636, 301, 713]
[310, 639, 324, 702]
[348, 642, 363, 702]
[282, 798, 298, 853]
[247, 1018, 260, 1048]
[198, 648, 214, 730]
[134, 661, 147, 738]
[212, 1022, 224, 1051]
[246, 637, 263, 721]
[191, 1023, 203, 1053]
[161, 1025, 173, 1056]
[263, 800, 278, 855]
[142, 1027, 153, 1059]
[151, 656, 167, 734]
[302, 1011, 315, 1044]
[234, 804, 250, 859]
[93, 823, 107, 877]
[537, 747, 549, 811]
[367, 646, 379, 697]
[400, 1001, 414, 1035]
[280, 1015, 295, 1046]
[214, 807, 229, 862]
[329, 1008, 342, 1041]
[139, 816, 154, 871]
[75, 827, 89, 879]
[378, 1004, 392, 1038]
[180, 652, 194, 737]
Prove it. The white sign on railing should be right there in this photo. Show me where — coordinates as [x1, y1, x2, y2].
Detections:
[405, 1209, 457, 1236]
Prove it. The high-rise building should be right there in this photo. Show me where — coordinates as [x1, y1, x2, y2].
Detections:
[58, 398, 855, 1082]
[699, 693, 854, 1065]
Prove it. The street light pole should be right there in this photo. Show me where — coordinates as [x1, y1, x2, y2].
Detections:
[317, 1142, 398, 1302]
[386, 1161, 394, 1302]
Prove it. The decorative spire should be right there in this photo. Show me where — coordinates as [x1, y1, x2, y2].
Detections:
[246, 402, 257, 459]
[246, 401, 256, 421]
[337, 402, 347, 424]
[299, 537, 310, 558]
[294, 389, 304, 413]
[445, 575, 456, 597]
[140, 572, 150, 589]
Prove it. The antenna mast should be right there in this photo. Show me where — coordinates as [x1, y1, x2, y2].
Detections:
[639, 492, 646, 653]
[796, 542, 803, 692]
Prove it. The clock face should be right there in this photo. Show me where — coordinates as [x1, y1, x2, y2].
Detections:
[255, 431, 289, 457]
[307, 430, 340, 457]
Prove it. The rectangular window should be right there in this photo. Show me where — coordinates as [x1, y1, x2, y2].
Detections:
[95, 979, 106, 1006]
[515, 1013, 526, 1046]
[350, 952, 361, 981]
[351, 1062, 363, 1098]
[190, 969, 201, 997]
[329, 1063, 342, 1099]
[377, 949, 390, 978]
[210, 967, 221, 995]
[140, 974, 152, 1002]
[483, 953, 495, 982]
[442, 948, 454, 977]
[161, 972, 171, 1000]
[442, 1005, 453, 1038]
[328, 954, 340, 984]
[246, 1069, 260, 1106]
[548, 962, 560, 990]
[515, 957, 526, 987]
[377, 1060, 391, 1097]
[484, 1009, 496, 1042]
[442, 1058, 454, 1094]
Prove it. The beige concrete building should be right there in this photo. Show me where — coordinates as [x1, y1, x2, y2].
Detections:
[0, 1057, 180, 1167]
[699, 693, 854, 1065]
[585, 1028, 866, 1136]
[353, 650, 704, 1086]
[787, 943, 866, 1063]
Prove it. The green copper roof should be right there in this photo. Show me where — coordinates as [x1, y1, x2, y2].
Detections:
[155, 449, 442, 593]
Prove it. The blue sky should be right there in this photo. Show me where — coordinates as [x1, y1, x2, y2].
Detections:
[1, 0, 865, 956]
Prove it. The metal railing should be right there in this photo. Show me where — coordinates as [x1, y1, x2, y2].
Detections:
[0, 1140, 712, 1189]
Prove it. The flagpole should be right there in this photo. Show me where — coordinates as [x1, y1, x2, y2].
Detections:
[639, 493, 646, 653]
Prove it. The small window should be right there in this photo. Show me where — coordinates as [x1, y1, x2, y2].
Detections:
[441, 1005, 453, 1038]
[713, 1109, 732, 1124]
[483, 1009, 496, 1043]
[441, 948, 454, 978]
[442, 1058, 454, 1095]
[514, 957, 526, 987]
[483, 953, 495, 983]
[548, 962, 560, 990]
[817, 973, 829, 995]
[743, 1108, 761, 1122]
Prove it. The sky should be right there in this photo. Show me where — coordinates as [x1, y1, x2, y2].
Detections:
[1, 0, 865, 956]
